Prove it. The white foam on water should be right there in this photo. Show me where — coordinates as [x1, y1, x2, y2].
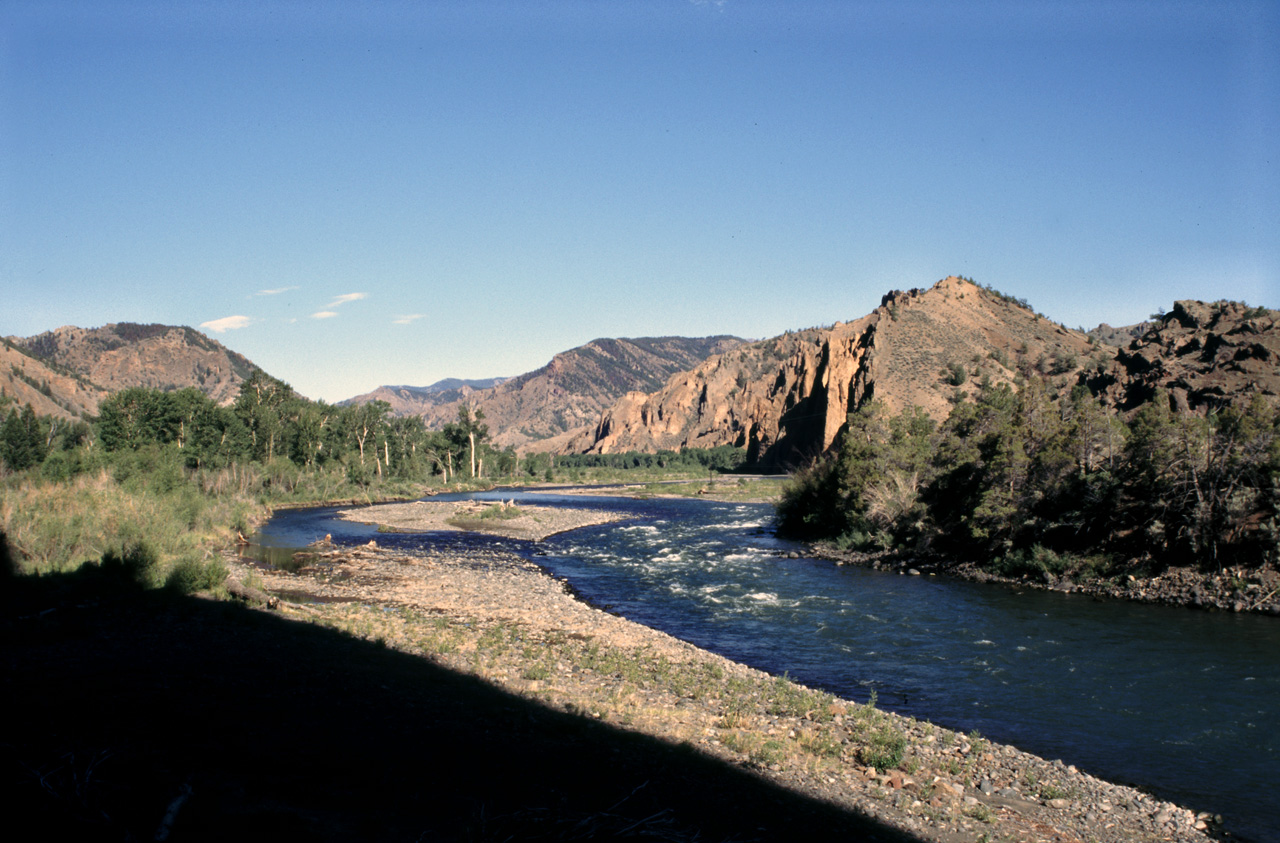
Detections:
[729, 519, 767, 530]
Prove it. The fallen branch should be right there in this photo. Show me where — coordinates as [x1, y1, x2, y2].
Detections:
[225, 579, 278, 609]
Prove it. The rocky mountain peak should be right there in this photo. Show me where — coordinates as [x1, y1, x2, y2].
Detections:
[580, 276, 1099, 467]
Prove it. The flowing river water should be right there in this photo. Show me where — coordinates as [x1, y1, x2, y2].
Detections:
[255, 490, 1280, 842]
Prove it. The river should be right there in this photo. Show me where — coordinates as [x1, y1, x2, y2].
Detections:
[255, 489, 1280, 842]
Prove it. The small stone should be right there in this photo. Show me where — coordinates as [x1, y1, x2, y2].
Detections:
[1047, 797, 1070, 809]
[979, 779, 994, 795]
[1155, 810, 1172, 825]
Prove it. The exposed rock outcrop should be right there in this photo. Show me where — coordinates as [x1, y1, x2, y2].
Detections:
[582, 277, 1098, 467]
[1087, 299, 1279, 413]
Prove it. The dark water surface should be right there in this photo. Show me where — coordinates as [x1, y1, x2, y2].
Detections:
[255, 491, 1280, 842]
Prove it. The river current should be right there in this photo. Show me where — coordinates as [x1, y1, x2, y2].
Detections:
[255, 490, 1280, 842]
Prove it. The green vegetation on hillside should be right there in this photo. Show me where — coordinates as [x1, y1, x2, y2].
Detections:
[777, 381, 1280, 577]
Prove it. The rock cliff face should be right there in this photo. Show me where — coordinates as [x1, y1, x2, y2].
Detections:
[9, 323, 259, 413]
[1088, 300, 1279, 413]
[346, 336, 745, 452]
[581, 277, 1099, 467]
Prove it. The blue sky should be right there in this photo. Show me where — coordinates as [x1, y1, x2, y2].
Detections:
[3, 1, 1277, 402]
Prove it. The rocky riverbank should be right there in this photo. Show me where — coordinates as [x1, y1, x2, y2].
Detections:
[813, 546, 1280, 617]
[334, 498, 627, 540]
[231, 531, 1224, 843]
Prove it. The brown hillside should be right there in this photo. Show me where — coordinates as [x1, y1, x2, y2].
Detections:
[0, 339, 107, 420]
[581, 277, 1099, 467]
[1089, 299, 1279, 413]
[350, 336, 744, 453]
[344, 379, 508, 418]
[12, 323, 259, 408]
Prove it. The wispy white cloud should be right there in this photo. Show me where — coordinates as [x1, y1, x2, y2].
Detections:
[392, 313, 426, 325]
[311, 310, 339, 320]
[326, 292, 368, 308]
[200, 315, 252, 333]
[256, 285, 299, 296]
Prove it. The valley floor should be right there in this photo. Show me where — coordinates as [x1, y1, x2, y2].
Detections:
[1, 494, 1229, 841]
[224, 509, 1220, 843]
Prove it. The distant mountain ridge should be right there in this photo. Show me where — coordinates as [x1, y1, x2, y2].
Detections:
[4, 323, 260, 418]
[346, 335, 746, 452]
[343, 378, 511, 413]
[6, 284, 1272, 464]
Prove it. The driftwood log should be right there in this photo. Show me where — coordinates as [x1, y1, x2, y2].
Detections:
[224, 579, 279, 609]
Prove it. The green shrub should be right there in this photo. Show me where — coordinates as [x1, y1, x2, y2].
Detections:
[476, 504, 523, 521]
[100, 540, 159, 587]
[164, 555, 229, 594]
[990, 545, 1116, 582]
[861, 723, 907, 770]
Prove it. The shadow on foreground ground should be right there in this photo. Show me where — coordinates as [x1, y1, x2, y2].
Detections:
[3, 566, 926, 842]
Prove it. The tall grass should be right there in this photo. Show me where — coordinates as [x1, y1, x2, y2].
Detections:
[1, 449, 446, 585]
[0, 469, 259, 577]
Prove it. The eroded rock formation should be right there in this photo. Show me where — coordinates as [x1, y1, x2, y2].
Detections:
[581, 277, 1102, 467]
